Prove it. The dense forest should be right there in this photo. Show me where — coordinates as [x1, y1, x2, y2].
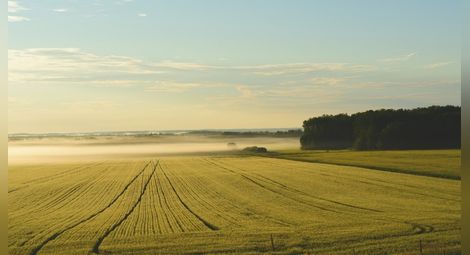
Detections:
[300, 105, 461, 150]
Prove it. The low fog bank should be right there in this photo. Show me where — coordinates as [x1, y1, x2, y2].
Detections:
[8, 135, 300, 164]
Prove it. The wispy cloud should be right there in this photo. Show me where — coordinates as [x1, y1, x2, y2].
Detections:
[8, 48, 166, 84]
[348, 80, 460, 89]
[154, 61, 214, 71]
[62, 100, 119, 112]
[53, 8, 69, 13]
[116, 0, 135, 5]
[235, 85, 257, 98]
[380, 52, 416, 62]
[310, 77, 345, 86]
[423, 61, 454, 69]
[9, 48, 377, 92]
[91, 80, 152, 88]
[233, 63, 374, 76]
[8, 1, 29, 22]
[8, 16, 30, 22]
[137, 13, 147, 17]
[208, 83, 345, 110]
[146, 81, 207, 93]
[8, 0, 27, 13]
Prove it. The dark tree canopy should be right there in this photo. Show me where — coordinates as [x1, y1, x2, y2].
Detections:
[300, 105, 461, 150]
[242, 146, 268, 153]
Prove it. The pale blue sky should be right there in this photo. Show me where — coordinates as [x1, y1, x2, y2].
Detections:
[8, 0, 461, 133]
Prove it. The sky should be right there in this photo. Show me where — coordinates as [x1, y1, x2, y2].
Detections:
[8, 0, 462, 133]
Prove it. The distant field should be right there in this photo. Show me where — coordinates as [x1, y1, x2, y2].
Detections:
[9, 156, 460, 255]
[265, 149, 461, 180]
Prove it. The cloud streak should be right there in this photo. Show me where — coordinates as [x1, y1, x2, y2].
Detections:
[9, 48, 377, 88]
[53, 8, 69, 13]
[423, 61, 454, 69]
[146, 81, 206, 93]
[380, 52, 416, 62]
[8, 1, 29, 22]
[232, 63, 375, 76]
[8, 0, 27, 13]
[8, 16, 30, 22]
[8, 48, 166, 84]
[310, 77, 345, 86]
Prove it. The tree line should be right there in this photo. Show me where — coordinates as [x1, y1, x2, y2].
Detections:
[300, 105, 460, 150]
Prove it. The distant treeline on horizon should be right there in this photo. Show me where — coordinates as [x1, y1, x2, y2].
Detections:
[8, 128, 303, 140]
[300, 105, 461, 150]
[188, 129, 303, 138]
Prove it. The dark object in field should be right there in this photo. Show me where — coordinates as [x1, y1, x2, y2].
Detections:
[227, 142, 237, 150]
[301, 105, 461, 150]
[242, 146, 268, 153]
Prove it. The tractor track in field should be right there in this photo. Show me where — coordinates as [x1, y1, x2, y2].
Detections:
[328, 171, 460, 203]
[155, 168, 186, 233]
[18, 157, 439, 255]
[219, 159, 384, 213]
[29, 161, 152, 255]
[206, 158, 436, 236]
[159, 164, 219, 231]
[10, 162, 106, 194]
[260, 154, 460, 180]
[204, 159, 339, 214]
[189, 159, 293, 227]
[160, 161, 244, 228]
[240, 173, 339, 213]
[13, 165, 115, 223]
[154, 173, 177, 233]
[249, 171, 383, 213]
[356, 176, 460, 202]
[91, 160, 158, 254]
[263, 156, 460, 201]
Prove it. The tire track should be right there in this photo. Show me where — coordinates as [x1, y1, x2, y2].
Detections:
[159, 164, 219, 231]
[15, 165, 116, 227]
[264, 157, 460, 202]
[29, 161, 152, 255]
[10, 161, 105, 194]
[206, 158, 436, 236]
[247, 168, 383, 213]
[357, 176, 460, 202]
[317, 170, 460, 203]
[154, 167, 183, 232]
[262, 160, 437, 235]
[91, 160, 158, 254]
[161, 161, 243, 228]
[187, 159, 293, 227]
[204, 159, 339, 214]
[154, 166, 176, 233]
[11, 165, 113, 218]
[20, 165, 114, 215]
[261, 154, 460, 180]
[131, 172, 146, 235]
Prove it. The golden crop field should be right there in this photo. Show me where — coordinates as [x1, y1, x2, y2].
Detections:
[8, 156, 460, 255]
[266, 149, 461, 180]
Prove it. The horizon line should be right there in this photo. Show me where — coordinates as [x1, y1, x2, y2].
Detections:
[8, 127, 303, 136]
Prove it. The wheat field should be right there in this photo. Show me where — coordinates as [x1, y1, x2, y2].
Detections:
[8, 156, 460, 255]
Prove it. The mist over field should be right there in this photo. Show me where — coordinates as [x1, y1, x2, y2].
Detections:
[8, 135, 299, 164]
